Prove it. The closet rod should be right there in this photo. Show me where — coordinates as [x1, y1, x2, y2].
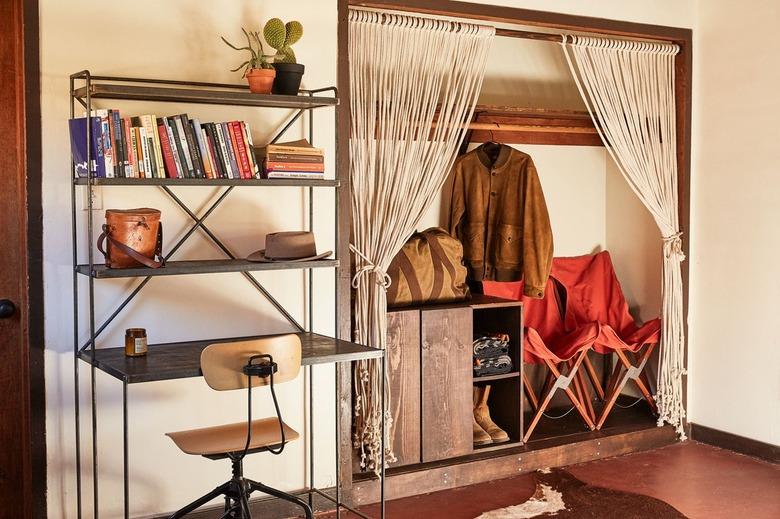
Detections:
[466, 122, 597, 134]
[494, 28, 563, 43]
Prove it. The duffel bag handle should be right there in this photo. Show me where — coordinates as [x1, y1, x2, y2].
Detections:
[98, 223, 165, 269]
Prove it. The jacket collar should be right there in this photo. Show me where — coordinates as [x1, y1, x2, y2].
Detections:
[475, 143, 512, 170]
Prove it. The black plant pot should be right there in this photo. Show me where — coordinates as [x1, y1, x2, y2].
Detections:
[272, 63, 305, 95]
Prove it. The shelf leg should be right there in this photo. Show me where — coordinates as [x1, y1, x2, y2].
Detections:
[123, 381, 129, 519]
[309, 364, 314, 508]
[335, 362, 341, 519]
[380, 353, 386, 519]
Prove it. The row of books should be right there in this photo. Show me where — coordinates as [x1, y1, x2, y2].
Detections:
[69, 110, 260, 180]
[257, 139, 325, 179]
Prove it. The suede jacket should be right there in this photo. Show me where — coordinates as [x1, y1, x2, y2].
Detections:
[449, 144, 553, 298]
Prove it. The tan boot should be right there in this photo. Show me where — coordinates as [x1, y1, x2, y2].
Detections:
[473, 387, 493, 446]
[474, 385, 510, 443]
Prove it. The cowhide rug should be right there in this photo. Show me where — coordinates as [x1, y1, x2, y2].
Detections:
[477, 468, 687, 518]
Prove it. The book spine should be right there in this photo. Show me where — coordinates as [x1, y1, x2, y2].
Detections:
[129, 126, 140, 178]
[133, 127, 145, 178]
[108, 110, 120, 177]
[181, 115, 204, 178]
[191, 118, 213, 179]
[264, 162, 326, 172]
[157, 120, 179, 179]
[139, 116, 158, 178]
[148, 115, 165, 179]
[122, 118, 137, 178]
[96, 110, 113, 178]
[221, 123, 240, 180]
[215, 123, 235, 179]
[202, 128, 219, 179]
[162, 119, 184, 179]
[138, 127, 153, 176]
[241, 122, 260, 178]
[91, 117, 106, 178]
[205, 124, 226, 179]
[265, 145, 324, 155]
[113, 110, 128, 177]
[266, 171, 324, 179]
[228, 122, 250, 179]
[146, 133, 159, 178]
[173, 115, 194, 178]
[168, 117, 189, 178]
[266, 152, 324, 163]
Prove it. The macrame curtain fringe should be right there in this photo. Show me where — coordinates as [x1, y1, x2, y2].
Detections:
[349, 7, 494, 472]
[561, 35, 687, 438]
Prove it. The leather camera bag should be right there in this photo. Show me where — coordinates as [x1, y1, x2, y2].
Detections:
[387, 227, 470, 307]
[97, 208, 164, 269]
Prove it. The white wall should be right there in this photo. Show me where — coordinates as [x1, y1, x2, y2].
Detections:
[41, 1, 698, 518]
[688, 0, 780, 445]
[42, 1, 338, 517]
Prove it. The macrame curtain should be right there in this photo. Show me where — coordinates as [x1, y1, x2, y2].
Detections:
[561, 36, 687, 436]
[349, 8, 494, 471]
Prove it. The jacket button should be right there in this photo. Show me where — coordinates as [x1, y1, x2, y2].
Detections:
[491, 171, 497, 176]
[490, 191, 496, 196]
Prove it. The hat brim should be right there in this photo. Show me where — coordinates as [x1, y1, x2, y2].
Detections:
[246, 249, 333, 263]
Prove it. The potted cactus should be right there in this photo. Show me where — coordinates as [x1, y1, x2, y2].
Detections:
[264, 18, 305, 95]
[221, 28, 276, 94]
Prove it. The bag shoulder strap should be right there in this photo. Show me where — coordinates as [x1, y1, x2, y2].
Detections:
[98, 223, 165, 269]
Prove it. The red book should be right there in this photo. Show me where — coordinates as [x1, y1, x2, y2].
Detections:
[230, 121, 251, 179]
[157, 121, 179, 178]
[265, 161, 325, 172]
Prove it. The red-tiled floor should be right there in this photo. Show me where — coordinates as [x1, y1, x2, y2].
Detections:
[323, 442, 780, 519]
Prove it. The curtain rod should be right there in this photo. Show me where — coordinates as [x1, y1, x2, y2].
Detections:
[350, 6, 676, 47]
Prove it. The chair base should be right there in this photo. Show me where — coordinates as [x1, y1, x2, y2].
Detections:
[168, 457, 313, 519]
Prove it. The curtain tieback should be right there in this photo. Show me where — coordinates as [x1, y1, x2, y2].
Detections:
[662, 231, 685, 261]
[350, 244, 392, 290]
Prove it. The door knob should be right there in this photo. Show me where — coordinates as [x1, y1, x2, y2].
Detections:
[0, 299, 16, 319]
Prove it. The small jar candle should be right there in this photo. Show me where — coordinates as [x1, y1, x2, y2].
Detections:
[125, 328, 148, 357]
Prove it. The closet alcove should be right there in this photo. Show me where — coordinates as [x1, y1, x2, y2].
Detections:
[339, 0, 692, 505]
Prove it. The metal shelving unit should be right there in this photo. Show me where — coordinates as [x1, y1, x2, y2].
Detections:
[69, 71, 380, 519]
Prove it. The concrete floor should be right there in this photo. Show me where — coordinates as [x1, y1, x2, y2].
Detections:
[327, 442, 780, 519]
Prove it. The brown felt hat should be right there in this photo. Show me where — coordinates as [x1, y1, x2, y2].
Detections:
[247, 231, 332, 263]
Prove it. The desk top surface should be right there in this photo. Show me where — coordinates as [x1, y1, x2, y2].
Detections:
[78, 332, 382, 384]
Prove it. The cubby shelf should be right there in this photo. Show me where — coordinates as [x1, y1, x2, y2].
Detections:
[473, 371, 520, 383]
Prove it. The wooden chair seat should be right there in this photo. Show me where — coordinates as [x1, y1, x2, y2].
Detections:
[166, 418, 299, 457]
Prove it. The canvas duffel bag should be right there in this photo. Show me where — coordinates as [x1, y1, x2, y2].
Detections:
[97, 208, 164, 269]
[387, 227, 470, 307]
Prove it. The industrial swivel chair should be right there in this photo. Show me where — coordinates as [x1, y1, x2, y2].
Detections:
[165, 335, 313, 519]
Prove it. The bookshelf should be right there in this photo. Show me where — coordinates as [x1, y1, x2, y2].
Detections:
[69, 71, 356, 518]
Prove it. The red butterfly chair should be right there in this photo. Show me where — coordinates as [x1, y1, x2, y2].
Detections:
[551, 251, 661, 429]
[483, 279, 597, 442]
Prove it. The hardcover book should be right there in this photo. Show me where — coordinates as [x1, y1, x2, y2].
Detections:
[69, 117, 106, 179]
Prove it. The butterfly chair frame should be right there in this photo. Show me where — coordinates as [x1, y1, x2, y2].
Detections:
[168, 351, 313, 519]
[523, 349, 596, 443]
[596, 344, 658, 429]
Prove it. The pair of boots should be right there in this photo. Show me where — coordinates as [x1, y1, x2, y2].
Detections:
[473, 385, 509, 446]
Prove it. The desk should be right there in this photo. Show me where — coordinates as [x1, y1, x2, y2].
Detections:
[77, 332, 386, 518]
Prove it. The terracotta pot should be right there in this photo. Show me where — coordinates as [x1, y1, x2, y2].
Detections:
[245, 68, 275, 94]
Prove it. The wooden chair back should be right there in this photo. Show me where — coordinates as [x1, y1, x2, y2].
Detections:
[200, 334, 302, 391]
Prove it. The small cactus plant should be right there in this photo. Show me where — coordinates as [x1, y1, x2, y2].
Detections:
[221, 28, 275, 76]
[263, 18, 303, 63]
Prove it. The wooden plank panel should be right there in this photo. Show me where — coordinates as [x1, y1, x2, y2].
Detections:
[352, 424, 677, 504]
[421, 307, 473, 462]
[386, 310, 421, 466]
